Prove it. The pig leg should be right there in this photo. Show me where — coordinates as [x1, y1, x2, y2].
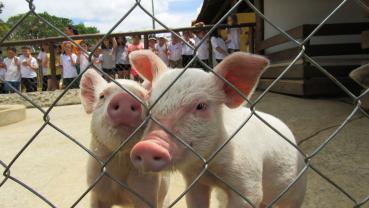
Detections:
[185, 183, 211, 208]
[87, 157, 116, 208]
[158, 173, 170, 207]
[227, 191, 262, 208]
[226, 181, 263, 208]
[90, 192, 113, 208]
[183, 174, 211, 208]
[127, 171, 165, 208]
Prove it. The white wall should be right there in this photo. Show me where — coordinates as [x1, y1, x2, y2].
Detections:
[264, 0, 368, 39]
[262, 0, 369, 58]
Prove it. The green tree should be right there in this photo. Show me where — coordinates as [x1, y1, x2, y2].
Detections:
[0, 1, 9, 37]
[74, 23, 99, 35]
[6, 12, 99, 40]
[0, 19, 9, 37]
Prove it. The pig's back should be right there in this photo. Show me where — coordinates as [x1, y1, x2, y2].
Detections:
[223, 106, 299, 164]
[223, 106, 296, 150]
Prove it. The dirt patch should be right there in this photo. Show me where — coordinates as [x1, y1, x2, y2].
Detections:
[0, 90, 81, 108]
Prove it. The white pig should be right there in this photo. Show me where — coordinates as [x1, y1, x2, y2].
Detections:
[129, 50, 307, 207]
[80, 69, 169, 208]
[350, 64, 369, 111]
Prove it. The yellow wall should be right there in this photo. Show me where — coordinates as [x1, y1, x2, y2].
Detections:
[221, 12, 256, 52]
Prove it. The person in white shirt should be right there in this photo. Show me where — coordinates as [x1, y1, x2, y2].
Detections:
[226, 14, 242, 53]
[100, 37, 117, 80]
[193, 29, 209, 70]
[37, 43, 50, 91]
[155, 36, 169, 66]
[92, 47, 102, 71]
[78, 41, 90, 74]
[211, 29, 229, 64]
[148, 36, 157, 53]
[60, 43, 78, 89]
[115, 36, 130, 79]
[167, 34, 183, 68]
[19, 46, 38, 92]
[0, 53, 5, 93]
[181, 31, 195, 67]
[2, 47, 21, 93]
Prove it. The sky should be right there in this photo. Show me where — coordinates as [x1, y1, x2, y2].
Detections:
[0, 0, 204, 33]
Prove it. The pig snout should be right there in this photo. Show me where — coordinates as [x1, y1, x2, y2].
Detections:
[107, 92, 142, 128]
[130, 140, 171, 172]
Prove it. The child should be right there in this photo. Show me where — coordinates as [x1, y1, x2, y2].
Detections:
[168, 34, 182, 68]
[2, 47, 21, 93]
[181, 31, 195, 67]
[0, 50, 6, 94]
[211, 29, 228, 64]
[193, 29, 209, 69]
[64, 25, 82, 55]
[115, 36, 130, 79]
[155, 36, 169, 66]
[128, 35, 144, 81]
[60, 43, 78, 89]
[19, 46, 39, 92]
[64, 25, 82, 74]
[100, 37, 117, 80]
[148, 36, 157, 53]
[37, 42, 50, 91]
[92, 46, 102, 70]
[51, 45, 63, 90]
[0, 52, 5, 93]
[226, 14, 242, 53]
[78, 41, 90, 73]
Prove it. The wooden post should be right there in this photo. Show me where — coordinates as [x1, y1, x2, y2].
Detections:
[144, 34, 149, 49]
[255, 0, 264, 55]
[208, 38, 213, 68]
[362, 30, 369, 49]
[48, 42, 57, 91]
[248, 26, 255, 53]
[37, 51, 43, 92]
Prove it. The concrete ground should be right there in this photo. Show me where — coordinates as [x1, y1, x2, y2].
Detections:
[0, 91, 368, 208]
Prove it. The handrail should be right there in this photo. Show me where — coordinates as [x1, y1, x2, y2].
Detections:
[0, 23, 256, 47]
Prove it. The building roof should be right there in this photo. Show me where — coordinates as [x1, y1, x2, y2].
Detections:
[196, 0, 253, 24]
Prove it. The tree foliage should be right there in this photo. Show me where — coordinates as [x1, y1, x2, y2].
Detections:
[5, 12, 99, 40]
[0, 19, 9, 37]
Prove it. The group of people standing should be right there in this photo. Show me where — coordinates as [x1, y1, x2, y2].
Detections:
[0, 15, 243, 93]
[0, 46, 39, 93]
[147, 14, 242, 70]
[147, 30, 209, 69]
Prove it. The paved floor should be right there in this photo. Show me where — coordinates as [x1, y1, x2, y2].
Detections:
[0, 91, 368, 208]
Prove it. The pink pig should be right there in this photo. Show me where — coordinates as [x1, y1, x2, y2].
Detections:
[80, 69, 169, 208]
[129, 50, 307, 207]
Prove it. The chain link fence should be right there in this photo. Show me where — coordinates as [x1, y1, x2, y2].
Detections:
[0, 0, 368, 207]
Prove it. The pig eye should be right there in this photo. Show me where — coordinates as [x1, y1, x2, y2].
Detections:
[99, 94, 105, 100]
[196, 103, 207, 111]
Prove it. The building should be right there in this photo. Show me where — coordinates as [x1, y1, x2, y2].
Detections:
[196, 0, 369, 96]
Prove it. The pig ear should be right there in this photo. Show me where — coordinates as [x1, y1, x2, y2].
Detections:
[129, 50, 167, 84]
[214, 52, 269, 108]
[350, 64, 369, 89]
[80, 69, 107, 114]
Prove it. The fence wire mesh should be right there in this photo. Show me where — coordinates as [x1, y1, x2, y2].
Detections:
[0, 0, 368, 207]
